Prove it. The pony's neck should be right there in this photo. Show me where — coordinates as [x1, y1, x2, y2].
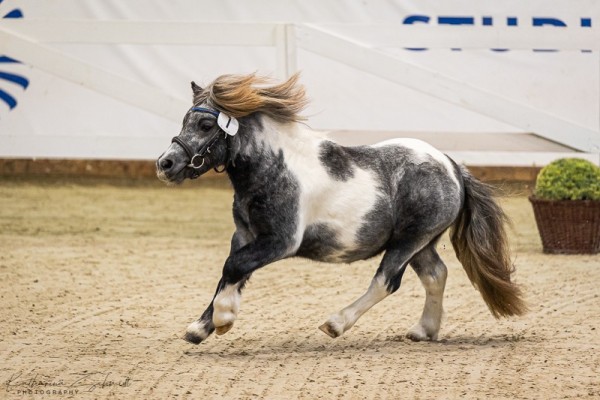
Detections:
[259, 116, 320, 151]
[226, 114, 321, 192]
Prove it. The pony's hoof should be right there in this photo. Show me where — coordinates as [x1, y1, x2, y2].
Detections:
[215, 322, 234, 335]
[319, 322, 341, 338]
[406, 324, 437, 342]
[184, 320, 213, 344]
[406, 331, 424, 342]
[183, 330, 204, 345]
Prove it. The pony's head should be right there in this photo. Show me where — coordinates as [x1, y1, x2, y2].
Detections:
[156, 73, 307, 184]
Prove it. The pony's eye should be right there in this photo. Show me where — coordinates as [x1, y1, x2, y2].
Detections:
[199, 120, 214, 132]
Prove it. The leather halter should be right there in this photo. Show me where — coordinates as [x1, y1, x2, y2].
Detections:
[171, 107, 230, 174]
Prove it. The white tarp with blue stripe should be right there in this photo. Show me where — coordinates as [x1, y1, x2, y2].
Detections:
[0, 0, 597, 159]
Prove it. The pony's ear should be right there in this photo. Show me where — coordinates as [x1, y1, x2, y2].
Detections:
[191, 81, 203, 104]
[191, 81, 202, 95]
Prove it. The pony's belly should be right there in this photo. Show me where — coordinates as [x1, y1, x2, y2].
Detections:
[295, 222, 349, 262]
[297, 239, 387, 263]
[295, 220, 390, 263]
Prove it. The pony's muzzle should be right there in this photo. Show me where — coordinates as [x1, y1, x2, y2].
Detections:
[156, 154, 175, 180]
[156, 150, 187, 183]
[158, 157, 174, 171]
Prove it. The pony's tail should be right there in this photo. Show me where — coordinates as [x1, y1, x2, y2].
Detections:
[450, 167, 527, 318]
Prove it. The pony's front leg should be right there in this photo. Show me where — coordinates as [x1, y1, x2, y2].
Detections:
[184, 235, 289, 344]
[212, 278, 244, 335]
[185, 283, 245, 341]
[184, 281, 221, 344]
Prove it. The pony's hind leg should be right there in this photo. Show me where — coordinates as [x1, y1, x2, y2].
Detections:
[406, 243, 447, 341]
[319, 273, 390, 338]
[319, 242, 423, 338]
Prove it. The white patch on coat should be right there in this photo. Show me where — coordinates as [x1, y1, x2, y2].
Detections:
[372, 138, 460, 188]
[259, 121, 380, 260]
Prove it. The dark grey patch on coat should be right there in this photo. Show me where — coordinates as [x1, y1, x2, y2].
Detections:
[319, 141, 355, 181]
[296, 223, 344, 261]
[341, 195, 394, 262]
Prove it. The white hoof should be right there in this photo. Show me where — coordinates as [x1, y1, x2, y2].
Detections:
[319, 314, 347, 338]
[212, 284, 241, 335]
[406, 323, 438, 342]
[215, 322, 234, 336]
[212, 310, 237, 335]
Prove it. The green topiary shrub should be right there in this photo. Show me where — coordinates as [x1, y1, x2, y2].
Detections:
[534, 158, 600, 201]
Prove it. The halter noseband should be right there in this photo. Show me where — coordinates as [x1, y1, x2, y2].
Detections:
[171, 107, 232, 174]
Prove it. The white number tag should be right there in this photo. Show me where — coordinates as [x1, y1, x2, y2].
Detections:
[217, 113, 239, 136]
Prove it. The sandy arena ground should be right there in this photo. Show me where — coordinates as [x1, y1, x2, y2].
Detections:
[0, 178, 598, 399]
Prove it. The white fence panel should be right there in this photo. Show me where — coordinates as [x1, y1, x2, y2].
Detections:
[295, 24, 600, 153]
[1, 16, 598, 161]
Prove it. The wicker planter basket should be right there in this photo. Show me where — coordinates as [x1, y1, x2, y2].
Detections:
[529, 197, 600, 254]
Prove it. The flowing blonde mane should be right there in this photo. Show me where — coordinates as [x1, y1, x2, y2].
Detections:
[194, 73, 308, 123]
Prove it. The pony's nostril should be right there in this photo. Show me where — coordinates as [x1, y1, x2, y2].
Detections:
[160, 158, 174, 170]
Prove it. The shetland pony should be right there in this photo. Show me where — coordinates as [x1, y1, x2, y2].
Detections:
[156, 73, 526, 345]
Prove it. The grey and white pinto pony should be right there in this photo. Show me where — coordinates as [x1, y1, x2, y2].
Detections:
[156, 73, 527, 345]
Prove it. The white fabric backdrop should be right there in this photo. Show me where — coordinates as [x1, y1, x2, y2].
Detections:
[0, 0, 598, 159]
